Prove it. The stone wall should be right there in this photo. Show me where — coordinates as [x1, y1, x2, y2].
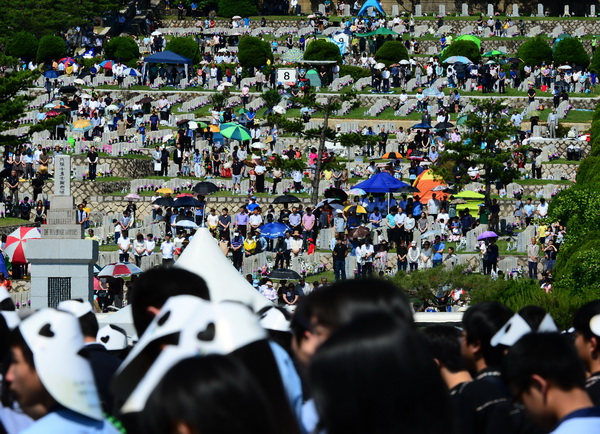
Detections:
[71, 156, 153, 179]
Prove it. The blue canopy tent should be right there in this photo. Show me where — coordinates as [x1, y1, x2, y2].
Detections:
[143, 50, 193, 83]
[357, 0, 385, 16]
[353, 172, 408, 193]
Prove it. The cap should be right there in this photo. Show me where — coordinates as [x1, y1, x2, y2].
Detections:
[491, 313, 558, 347]
[19, 309, 103, 420]
[97, 324, 128, 351]
[57, 300, 93, 318]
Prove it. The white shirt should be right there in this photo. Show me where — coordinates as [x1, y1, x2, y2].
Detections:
[117, 237, 131, 254]
[437, 212, 450, 224]
[537, 202, 548, 217]
[394, 212, 407, 227]
[161, 241, 175, 259]
[359, 244, 375, 262]
[249, 214, 263, 227]
[145, 239, 156, 255]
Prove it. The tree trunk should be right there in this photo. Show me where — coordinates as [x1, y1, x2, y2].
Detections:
[311, 97, 331, 204]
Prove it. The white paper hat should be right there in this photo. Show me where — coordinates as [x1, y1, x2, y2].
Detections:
[0, 286, 11, 304]
[121, 300, 266, 414]
[590, 314, 600, 337]
[0, 286, 19, 328]
[97, 324, 128, 351]
[19, 309, 103, 421]
[57, 300, 93, 318]
[491, 313, 559, 347]
[259, 306, 291, 332]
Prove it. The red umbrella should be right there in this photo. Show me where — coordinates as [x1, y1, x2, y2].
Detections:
[45, 110, 61, 117]
[176, 193, 194, 198]
[5, 227, 41, 264]
[59, 57, 76, 65]
[98, 262, 143, 278]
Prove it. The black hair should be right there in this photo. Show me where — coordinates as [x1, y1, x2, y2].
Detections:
[518, 305, 549, 331]
[503, 333, 586, 392]
[129, 267, 210, 335]
[8, 328, 34, 368]
[573, 300, 600, 339]
[422, 325, 467, 373]
[257, 306, 292, 354]
[310, 313, 452, 434]
[142, 355, 277, 434]
[462, 301, 513, 368]
[79, 311, 99, 339]
[0, 297, 15, 312]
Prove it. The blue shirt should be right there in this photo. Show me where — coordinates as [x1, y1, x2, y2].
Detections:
[433, 242, 445, 261]
[22, 408, 118, 434]
[412, 201, 422, 217]
[552, 406, 600, 434]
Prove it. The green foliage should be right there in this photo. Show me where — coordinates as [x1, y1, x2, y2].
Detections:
[304, 39, 342, 63]
[0, 70, 37, 149]
[374, 41, 409, 65]
[554, 37, 589, 68]
[591, 47, 600, 74]
[238, 36, 273, 69]
[261, 89, 281, 109]
[517, 36, 553, 68]
[165, 37, 200, 64]
[104, 37, 140, 63]
[35, 35, 65, 65]
[217, 0, 257, 18]
[575, 157, 600, 184]
[6, 32, 38, 61]
[211, 93, 227, 110]
[440, 40, 480, 64]
[339, 65, 371, 81]
[269, 154, 306, 171]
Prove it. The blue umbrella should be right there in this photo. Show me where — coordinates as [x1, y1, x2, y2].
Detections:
[443, 56, 472, 64]
[353, 172, 409, 194]
[411, 123, 432, 129]
[43, 70, 59, 78]
[259, 223, 291, 239]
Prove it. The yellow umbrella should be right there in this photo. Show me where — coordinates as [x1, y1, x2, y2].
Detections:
[209, 125, 220, 133]
[72, 119, 92, 129]
[156, 188, 174, 194]
[344, 205, 367, 214]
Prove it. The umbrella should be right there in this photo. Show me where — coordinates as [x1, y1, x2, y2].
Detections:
[348, 188, 366, 196]
[374, 62, 385, 70]
[348, 226, 371, 240]
[507, 57, 523, 64]
[477, 231, 499, 241]
[272, 106, 286, 115]
[435, 122, 454, 129]
[443, 56, 472, 64]
[220, 124, 251, 141]
[454, 35, 481, 48]
[5, 227, 41, 264]
[454, 190, 484, 199]
[457, 115, 468, 125]
[156, 188, 174, 194]
[59, 57, 76, 65]
[151, 30, 162, 36]
[353, 172, 408, 194]
[557, 65, 572, 70]
[399, 59, 410, 65]
[93, 263, 103, 276]
[71, 119, 92, 133]
[152, 196, 174, 206]
[236, 108, 248, 115]
[45, 110, 61, 118]
[431, 185, 450, 192]
[273, 194, 301, 204]
[43, 70, 59, 78]
[412, 169, 447, 202]
[124, 193, 142, 201]
[527, 110, 542, 118]
[344, 205, 367, 214]
[316, 198, 344, 208]
[106, 104, 119, 112]
[281, 47, 305, 63]
[420, 229, 443, 239]
[139, 97, 153, 104]
[98, 262, 143, 278]
[100, 60, 114, 69]
[44, 103, 56, 108]
[232, 15, 242, 19]
[59, 85, 78, 93]
[269, 269, 301, 280]
[173, 197, 203, 207]
[162, 134, 174, 143]
[259, 223, 291, 239]
[192, 182, 219, 195]
[411, 123, 432, 129]
[397, 186, 420, 194]
[324, 187, 348, 201]
[188, 121, 206, 130]
[173, 220, 199, 229]
[382, 152, 403, 159]
[356, 27, 398, 37]
[482, 50, 506, 57]
[73, 78, 85, 85]
[123, 68, 141, 77]
[251, 142, 266, 149]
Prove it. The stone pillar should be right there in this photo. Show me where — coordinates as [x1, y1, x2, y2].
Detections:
[439, 4, 445, 15]
[415, 4, 422, 17]
[28, 155, 98, 310]
[537, 3, 544, 17]
[487, 3, 494, 16]
[461, 3, 468, 16]
[591, 5, 596, 16]
[563, 5, 570, 16]
[512, 4, 519, 16]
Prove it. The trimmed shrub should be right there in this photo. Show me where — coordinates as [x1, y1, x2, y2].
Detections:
[165, 37, 200, 64]
[440, 40, 480, 64]
[303, 39, 342, 63]
[36, 35, 66, 64]
[238, 36, 273, 68]
[374, 41, 409, 65]
[104, 36, 140, 63]
[517, 36, 553, 68]
[6, 32, 38, 62]
[554, 37, 590, 68]
[218, 0, 257, 18]
[339, 65, 371, 80]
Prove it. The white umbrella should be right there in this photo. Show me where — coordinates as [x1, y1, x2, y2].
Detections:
[232, 15, 242, 19]
[173, 220, 199, 229]
[399, 59, 410, 65]
[374, 62, 385, 70]
[74, 78, 85, 85]
[558, 65, 572, 70]
[79, 93, 91, 99]
[162, 134, 174, 143]
[251, 142, 266, 149]
[221, 82, 234, 86]
[188, 121, 198, 130]
[151, 30, 162, 36]
[272, 105, 286, 114]
[106, 104, 119, 112]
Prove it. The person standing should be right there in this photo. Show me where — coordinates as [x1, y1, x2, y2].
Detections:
[332, 236, 348, 282]
[87, 145, 99, 181]
[160, 146, 170, 176]
[547, 109, 557, 138]
[427, 193, 440, 222]
[407, 241, 420, 272]
[231, 231, 244, 270]
[6, 169, 19, 204]
[145, 233, 156, 257]
[117, 230, 131, 263]
[523, 198, 535, 226]
[432, 235, 445, 268]
[301, 207, 315, 250]
[527, 237, 539, 279]
[133, 233, 147, 267]
[359, 238, 375, 278]
[152, 146, 162, 176]
[160, 234, 175, 266]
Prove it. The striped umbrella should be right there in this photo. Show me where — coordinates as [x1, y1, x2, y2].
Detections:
[282, 47, 304, 63]
[59, 57, 76, 65]
[100, 60, 114, 69]
[219, 123, 251, 141]
[98, 262, 143, 278]
[5, 227, 41, 264]
[71, 119, 93, 133]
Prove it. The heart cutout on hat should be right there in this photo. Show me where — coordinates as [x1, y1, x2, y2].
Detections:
[39, 323, 55, 337]
[101, 336, 110, 344]
[197, 322, 215, 341]
[157, 311, 171, 327]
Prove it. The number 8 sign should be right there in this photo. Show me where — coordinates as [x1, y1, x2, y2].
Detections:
[277, 68, 297, 85]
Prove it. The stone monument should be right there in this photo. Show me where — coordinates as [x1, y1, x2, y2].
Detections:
[439, 4, 445, 16]
[487, 3, 494, 16]
[537, 3, 544, 17]
[512, 4, 519, 16]
[591, 5, 596, 16]
[28, 155, 99, 309]
[415, 4, 422, 17]
[461, 3, 468, 16]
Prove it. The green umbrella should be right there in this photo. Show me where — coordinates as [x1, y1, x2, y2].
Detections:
[455, 35, 481, 49]
[482, 50, 506, 57]
[457, 115, 468, 125]
[455, 190, 485, 199]
[356, 27, 399, 37]
[220, 123, 251, 141]
[236, 108, 248, 115]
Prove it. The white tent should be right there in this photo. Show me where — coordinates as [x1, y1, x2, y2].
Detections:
[175, 228, 272, 312]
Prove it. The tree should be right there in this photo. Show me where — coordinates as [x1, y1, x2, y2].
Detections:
[374, 41, 409, 65]
[440, 40, 481, 64]
[36, 35, 66, 65]
[0, 70, 37, 150]
[104, 37, 140, 63]
[432, 99, 520, 205]
[6, 32, 38, 62]
[304, 39, 342, 63]
[217, 0, 257, 18]
[261, 89, 281, 110]
[165, 37, 201, 64]
[591, 47, 600, 74]
[238, 36, 273, 69]
[517, 36, 553, 68]
[554, 37, 590, 68]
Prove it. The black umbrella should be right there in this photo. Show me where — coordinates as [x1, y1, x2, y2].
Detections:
[0, 168, 12, 179]
[152, 196, 174, 206]
[397, 186, 420, 194]
[177, 119, 190, 126]
[507, 57, 523, 64]
[132, 109, 144, 116]
[324, 187, 348, 201]
[315, 198, 343, 209]
[435, 122, 454, 129]
[273, 194, 301, 204]
[58, 85, 77, 93]
[192, 181, 219, 195]
[268, 269, 302, 280]
[139, 97, 153, 104]
[348, 226, 371, 240]
[173, 197, 202, 207]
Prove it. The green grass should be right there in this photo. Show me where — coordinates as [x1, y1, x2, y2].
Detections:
[515, 178, 574, 185]
[542, 158, 581, 165]
[0, 218, 33, 227]
[95, 176, 129, 182]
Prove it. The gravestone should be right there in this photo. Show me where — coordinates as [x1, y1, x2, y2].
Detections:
[344, 4, 350, 15]
[461, 25, 474, 35]
[591, 5, 596, 16]
[28, 155, 99, 310]
[487, 4, 494, 16]
[498, 256, 518, 273]
[415, 4, 422, 17]
[507, 25, 518, 35]
[537, 3, 544, 17]
[461, 3, 469, 16]
[414, 25, 428, 37]
[439, 4, 445, 15]
[573, 26, 585, 37]
[392, 4, 399, 15]
[318, 4, 326, 14]
[512, 3, 519, 16]
[517, 225, 535, 252]
[552, 25, 563, 38]
[556, 100, 570, 119]
[563, 5, 570, 16]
